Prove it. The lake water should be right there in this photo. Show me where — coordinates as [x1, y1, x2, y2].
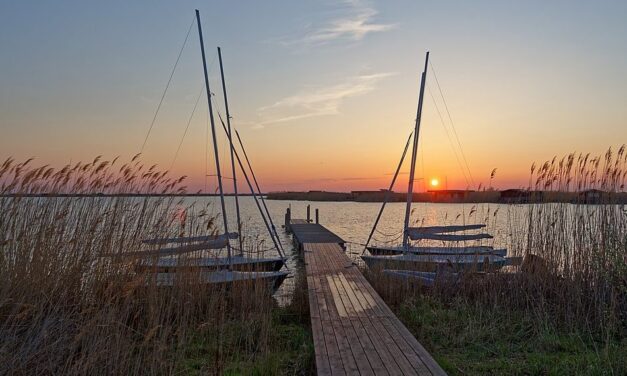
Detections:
[183, 197, 531, 300]
[184, 197, 529, 272]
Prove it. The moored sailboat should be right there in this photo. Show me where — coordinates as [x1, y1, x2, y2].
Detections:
[363, 253, 507, 273]
[367, 245, 507, 257]
[135, 10, 288, 292]
[361, 52, 505, 273]
[149, 270, 289, 291]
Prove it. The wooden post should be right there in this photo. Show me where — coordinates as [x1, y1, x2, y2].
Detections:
[315, 208, 319, 224]
[285, 207, 291, 233]
[307, 205, 311, 223]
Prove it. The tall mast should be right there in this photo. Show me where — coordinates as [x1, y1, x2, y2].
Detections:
[234, 129, 285, 256]
[402, 51, 429, 252]
[215, 115, 289, 267]
[363, 131, 413, 254]
[217, 47, 243, 255]
[195, 10, 232, 267]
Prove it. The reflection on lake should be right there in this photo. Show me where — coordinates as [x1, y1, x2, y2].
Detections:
[186, 197, 528, 264]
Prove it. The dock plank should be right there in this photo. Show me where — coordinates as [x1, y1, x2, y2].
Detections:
[301, 239, 446, 375]
[291, 222, 346, 249]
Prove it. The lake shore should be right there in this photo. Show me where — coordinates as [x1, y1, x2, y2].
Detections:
[266, 190, 627, 204]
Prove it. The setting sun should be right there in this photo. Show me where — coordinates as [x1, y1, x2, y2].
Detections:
[430, 178, 439, 187]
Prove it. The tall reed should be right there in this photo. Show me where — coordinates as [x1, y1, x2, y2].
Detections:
[0, 156, 296, 374]
[373, 146, 626, 340]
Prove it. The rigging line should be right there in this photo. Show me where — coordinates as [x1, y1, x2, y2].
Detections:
[213, 111, 289, 266]
[203, 51, 220, 194]
[429, 60, 476, 187]
[204, 100, 209, 193]
[428, 83, 467, 183]
[140, 16, 195, 154]
[363, 131, 413, 253]
[374, 228, 404, 237]
[169, 84, 205, 171]
[420, 125, 426, 193]
[212, 104, 229, 191]
[233, 127, 287, 256]
[428, 84, 471, 187]
[208, 80, 228, 185]
[214, 103, 285, 256]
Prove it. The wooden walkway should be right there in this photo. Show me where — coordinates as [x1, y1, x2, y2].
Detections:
[289, 221, 345, 251]
[303, 242, 446, 375]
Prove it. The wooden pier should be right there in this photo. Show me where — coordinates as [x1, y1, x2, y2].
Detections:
[289, 215, 446, 375]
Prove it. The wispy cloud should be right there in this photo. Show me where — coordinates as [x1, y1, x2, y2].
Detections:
[253, 72, 395, 129]
[280, 0, 395, 46]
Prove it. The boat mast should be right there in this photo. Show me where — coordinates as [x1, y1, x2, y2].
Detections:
[217, 46, 243, 256]
[195, 10, 233, 268]
[402, 51, 429, 253]
[215, 115, 289, 267]
[363, 131, 413, 254]
[234, 129, 286, 256]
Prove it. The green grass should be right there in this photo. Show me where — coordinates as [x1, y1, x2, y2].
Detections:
[178, 306, 315, 375]
[397, 296, 626, 375]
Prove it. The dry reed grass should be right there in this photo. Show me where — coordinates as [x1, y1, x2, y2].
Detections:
[0, 156, 306, 375]
[372, 146, 626, 348]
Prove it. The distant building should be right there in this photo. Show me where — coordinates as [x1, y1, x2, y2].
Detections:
[351, 189, 392, 201]
[427, 189, 474, 203]
[579, 189, 604, 204]
[500, 189, 530, 203]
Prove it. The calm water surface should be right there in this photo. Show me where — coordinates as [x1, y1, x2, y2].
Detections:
[187, 197, 528, 264]
[184, 197, 529, 300]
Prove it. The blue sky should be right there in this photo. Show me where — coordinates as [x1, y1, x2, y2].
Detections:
[1, 0, 626, 191]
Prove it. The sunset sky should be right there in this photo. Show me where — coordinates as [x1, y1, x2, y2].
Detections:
[1, 0, 626, 192]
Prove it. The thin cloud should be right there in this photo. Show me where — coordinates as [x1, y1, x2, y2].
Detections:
[254, 72, 395, 128]
[280, 0, 395, 46]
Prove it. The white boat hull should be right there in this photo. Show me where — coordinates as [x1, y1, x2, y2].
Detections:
[136, 256, 285, 272]
[362, 253, 507, 272]
[367, 245, 507, 257]
[148, 270, 289, 292]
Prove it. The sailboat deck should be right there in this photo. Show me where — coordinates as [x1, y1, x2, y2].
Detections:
[304, 243, 446, 375]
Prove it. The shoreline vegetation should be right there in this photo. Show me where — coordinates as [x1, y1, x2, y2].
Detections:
[5, 189, 625, 205]
[0, 156, 314, 374]
[0, 193, 259, 197]
[1, 146, 625, 375]
[266, 189, 627, 204]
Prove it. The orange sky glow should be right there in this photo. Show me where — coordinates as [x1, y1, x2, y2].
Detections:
[1, 1, 625, 193]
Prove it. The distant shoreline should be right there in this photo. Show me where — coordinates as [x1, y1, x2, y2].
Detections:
[265, 190, 627, 204]
[0, 193, 261, 197]
[1, 190, 625, 204]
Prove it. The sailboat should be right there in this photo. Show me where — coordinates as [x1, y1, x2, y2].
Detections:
[361, 52, 507, 273]
[367, 245, 507, 257]
[135, 10, 288, 291]
[363, 253, 507, 273]
[134, 233, 285, 272]
[149, 269, 289, 291]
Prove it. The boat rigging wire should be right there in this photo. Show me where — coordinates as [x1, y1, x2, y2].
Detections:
[363, 131, 414, 254]
[374, 228, 404, 237]
[169, 84, 205, 171]
[428, 85, 471, 188]
[213, 107, 289, 267]
[140, 16, 195, 154]
[429, 60, 476, 187]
